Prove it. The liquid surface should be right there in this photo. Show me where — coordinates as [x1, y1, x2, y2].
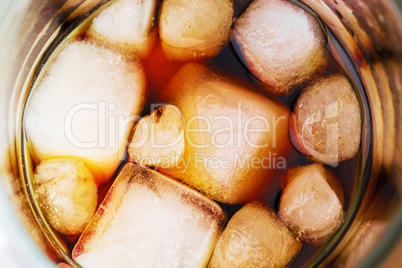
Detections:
[22, 0, 372, 267]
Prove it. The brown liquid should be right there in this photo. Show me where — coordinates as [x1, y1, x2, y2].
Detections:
[24, 0, 372, 266]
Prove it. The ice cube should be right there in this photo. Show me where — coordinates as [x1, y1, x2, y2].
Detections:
[279, 164, 345, 245]
[210, 201, 302, 267]
[25, 41, 146, 184]
[158, 63, 290, 204]
[159, 0, 234, 60]
[72, 163, 226, 268]
[232, 0, 329, 95]
[128, 105, 185, 168]
[33, 158, 98, 235]
[88, 0, 157, 57]
[291, 74, 362, 165]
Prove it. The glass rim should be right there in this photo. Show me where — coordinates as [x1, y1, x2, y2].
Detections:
[0, 0, 401, 267]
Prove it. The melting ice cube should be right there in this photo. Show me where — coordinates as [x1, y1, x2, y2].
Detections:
[159, 0, 233, 60]
[279, 164, 345, 245]
[25, 41, 146, 184]
[232, 0, 329, 95]
[33, 158, 98, 235]
[158, 63, 290, 204]
[72, 163, 226, 268]
[89, 0, 157, 57]
[291, 74, 362, 165]
[210, 201, 302, 267]
[128, 105, 185, 168]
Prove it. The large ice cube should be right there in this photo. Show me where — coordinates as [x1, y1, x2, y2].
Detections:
[159, 0, 234, 60]
[72, 163, 226, 268]
[25, 41, 146, 184]
[210, 201, 302, 267]
[279, 164, 345, 245]
[232, 0, 329, 95]
[291, 74, 362, 165]
[157, 63, 290, 204]
[33, 158, 98, 235]
[88, 0, 157, 57]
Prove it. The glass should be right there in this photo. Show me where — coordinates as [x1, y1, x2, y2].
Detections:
[0, 0, 401, 267]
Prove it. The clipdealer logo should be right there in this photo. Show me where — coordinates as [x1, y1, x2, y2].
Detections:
[298, 101, 340, 167]
[64, 102, 288, 171]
